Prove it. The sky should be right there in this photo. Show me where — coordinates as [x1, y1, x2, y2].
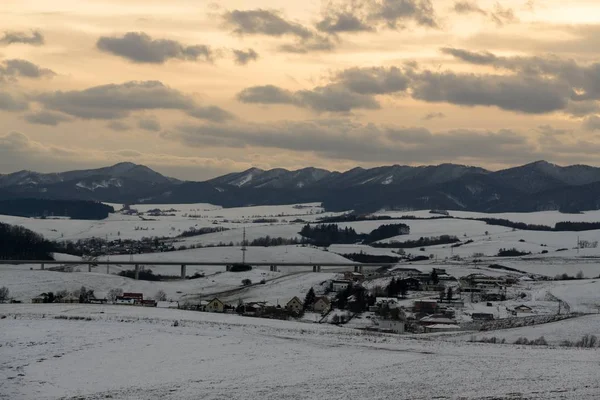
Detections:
[1, 0, 600, 180]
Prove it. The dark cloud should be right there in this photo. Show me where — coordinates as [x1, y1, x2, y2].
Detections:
[138, 117, 161, 132]
[295, 85, 380, 112]
[0, 92, 28, 111]
[334, 67, 410, 94]
[24, 111, 72, 126]
[233, 48, 259, 65]
[107, 121, 131, 131]
[278, 34, 336, 53]
[536, 125, 569, 136]
[223, 9, 312, 38]
[422, 112, 446, 120]
[35, 80, 232, 122]
[186, 106, 235, 122]
[583, 115, 600, 131]
[97, 32, 212, 64]
[453, 1, 487, 15]
[369, 0, 438, 29]
[410, 70, 569, 114]
[441, 47, 496, 65]
[316, 12, 373, 33]
[0, 59, 55, 83]
[237, 85, 296, 104]
[0, 30, 44, 46]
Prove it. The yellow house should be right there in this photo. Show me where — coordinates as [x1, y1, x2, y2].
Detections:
[286, 296, 303, 314]
[206, 298, 225, 313]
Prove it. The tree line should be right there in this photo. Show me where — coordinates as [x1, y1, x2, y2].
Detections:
[299, 223, 410, 247]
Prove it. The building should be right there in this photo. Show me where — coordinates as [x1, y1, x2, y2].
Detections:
[514, 305, 533, 313]
[157, 301, 179, 309]
[424, 324, 461, 333]
[286, 296, 303, 314]
[378, 320, 405, 334]
[343, 271, 365, 282]
[31, 295, 45, 304]
[472, 313, 495, 321]
[331, 280, 351, 292]
[141, 300, 157, 307]
[419, 315, 457, 326]
[389, 267, 421, 278]
[122, 292, 143, 304]
[89, 292, 108, 304]
[413, 299, 437, 314]
[60, 293, 79, 303]
[206, 298, 225, 313]
[313, 297, 331, 313]
[115, 297, 135, 305]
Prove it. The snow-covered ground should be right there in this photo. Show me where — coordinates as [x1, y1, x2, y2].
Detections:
[2, 304, 600, 400]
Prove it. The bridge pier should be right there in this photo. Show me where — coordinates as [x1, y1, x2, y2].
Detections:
[106, 264, 109, 274]
[135, 264, 139, 280]
[88, 264, 92, 272]
[41, 263, 44, 270]
[181, 264, 186, 279]
[269, 265, 278, 272]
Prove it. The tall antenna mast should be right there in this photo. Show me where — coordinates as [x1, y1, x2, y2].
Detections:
[241, 227, 247, 264]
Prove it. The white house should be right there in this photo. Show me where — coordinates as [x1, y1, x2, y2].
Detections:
[378, 320, 405, 334]
[331, 279, 351, 292]
[157, 301, 179, 309]
[286, 296, 303, 313]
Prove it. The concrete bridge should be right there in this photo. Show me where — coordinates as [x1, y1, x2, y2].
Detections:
[0, 260, 395, 280]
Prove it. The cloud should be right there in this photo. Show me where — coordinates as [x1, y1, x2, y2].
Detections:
[171, 119, 537, 164]
[107, 121, 131, 131]
[23, 111, 72, 126]
[233, 48, 259, 65]
[278, 35, 336, 53]
[422, 112, 446, 120]
[490, 3, 518, 26]
[138, 117, 161, 132]
[237, 85, 296, 104]
[453, 1, 486, 15]
[369, 0, 438, 29]
[186, 106, 235, 122]
[0, 59, 55, 82]
[583, 115, 600, 131]
[97, 32, 212, 64]
[237, 67, 409, 112]
[223, 9, 312, 38]
[316, 12, 373, 33]
[35, 80, 232, 121]
[0, 30, 44, 46]
[0, 92, 28, 111]
[441, 47, 496, 65]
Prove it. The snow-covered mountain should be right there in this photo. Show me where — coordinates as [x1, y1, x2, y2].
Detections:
[4, 161, 600, 213]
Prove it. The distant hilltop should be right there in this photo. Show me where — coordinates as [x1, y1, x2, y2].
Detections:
[2, 160, 600, 213]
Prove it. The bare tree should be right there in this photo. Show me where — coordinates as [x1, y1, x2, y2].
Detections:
[108, 288, 123, 302]
[0, 286, 9, 303]
[154, 290, 167, 301]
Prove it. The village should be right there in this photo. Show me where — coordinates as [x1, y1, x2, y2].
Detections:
[23, 266, 555, 335]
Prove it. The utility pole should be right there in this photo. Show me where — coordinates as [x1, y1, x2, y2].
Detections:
[241, 227, 247, 265]
[577, 236, 580, 254]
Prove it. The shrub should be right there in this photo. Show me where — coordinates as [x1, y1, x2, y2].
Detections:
[229, 263, 252, 272]
[241, 279, 252, 286]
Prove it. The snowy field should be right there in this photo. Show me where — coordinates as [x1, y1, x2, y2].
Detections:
[2, 304, 600, 400]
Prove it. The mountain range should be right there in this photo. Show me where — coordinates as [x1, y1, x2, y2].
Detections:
[1, 161, 600, 213]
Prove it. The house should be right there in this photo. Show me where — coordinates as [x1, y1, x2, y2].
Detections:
[331, 279, 351, 292]
[472, 313, 495, 321]
[31, 295, 45, 304]
[413, 299, 437, 314]
[115, 297, 135, 305]
[59, 293, 79, 303]
[286, 296, 303, 314]
[90, 292, 108, 304]
[206, 298, 225, 313]
[313, 296, 331, 313]
[157, 301, 179, 309]
[389, 267, 421, 278]
[122, 292, 143, 304]
[419, 315, 457, 326]
[399, 277, 421, 291]
[142, 300, 157, 307]
[424, 324, 461, 333]
[378, 320, 405, 334]
[514, 305, 533, 313]
[343, 271, 365, 282]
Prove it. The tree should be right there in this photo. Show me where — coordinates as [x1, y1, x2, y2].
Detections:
[241, 279, 252, 286]
[79, 286, 93, 303]
[155, 290, 167, 301]
[0, 286, 9, 303]
[398, 280, 408, 299]
[303, 287, 316, 311]
[430, 269, 439, 285]
[108, 288, 123, 302]
[447, 287, 453, 302]
[576, 271, 584, 279]
[387, 278, 397, 297]
[439, 287, 445, 302]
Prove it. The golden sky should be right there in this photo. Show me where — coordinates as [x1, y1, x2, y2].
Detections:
[1, 0, 600, 179]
